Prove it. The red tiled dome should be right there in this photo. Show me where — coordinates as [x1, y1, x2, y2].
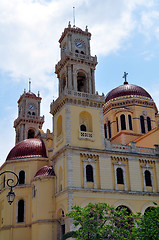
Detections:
[105, 82, 152, 102]
[25, 91, 36, 97]
[34, 165, 55, 178]
[6, 138, 47, 161]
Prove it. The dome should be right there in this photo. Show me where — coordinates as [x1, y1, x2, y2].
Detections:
[6, 138, 47, 161]
[105, 82, 152, 102]
[34, 165, 55, 178]
[25, 91, 36, 97]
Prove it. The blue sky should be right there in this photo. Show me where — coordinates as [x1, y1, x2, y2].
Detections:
[0, 0, 159, 166]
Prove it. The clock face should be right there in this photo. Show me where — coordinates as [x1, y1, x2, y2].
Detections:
[75, 40, 83, 49]
[29, 104, 34, 110]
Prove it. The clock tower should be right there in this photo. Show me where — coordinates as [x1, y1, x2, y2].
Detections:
[55, 22, 97, 95]
[14, 88, 44, 144]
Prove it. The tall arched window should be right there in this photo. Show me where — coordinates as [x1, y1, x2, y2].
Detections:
[104, 123, 107, 138]
[147, 117, 152, 131]
[86, 165, 94, 182]
[57, 115, 62, 137]
[116, 117, 119, 132]
[108, 121, 111, 139]
[117, 168, 124, 184]
[128, 115, 133, 130]
[116, 205, 131, 215]
[28, 129, 35, 139]
[145, 170, 152, 186]
[140, 116, 145, 133]
[120, 114, 126, 130]
[18, 200, 25, 223]
[19, 170, 25, 185]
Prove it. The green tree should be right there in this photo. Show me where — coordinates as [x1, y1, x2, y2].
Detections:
[132, 203, 159, 240]
[62, 203, 135, 240]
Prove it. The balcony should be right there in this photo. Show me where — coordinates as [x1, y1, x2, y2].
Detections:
[79, 131, 94, 141]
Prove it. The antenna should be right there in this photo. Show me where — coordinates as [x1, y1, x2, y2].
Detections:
[29, 78, 31, 92]
[73, 7, 75, 27]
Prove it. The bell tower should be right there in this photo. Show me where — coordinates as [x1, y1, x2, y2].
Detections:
[50, 24, 105, 155]
[14, 87, 44, 144]
[55, 22, 97, 95]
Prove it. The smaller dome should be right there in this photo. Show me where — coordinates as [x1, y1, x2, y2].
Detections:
[34, 165, 55, 178]
[6, 138, 47, 161]
[105, 82, 152, 102]
[25, 91, 36, 97]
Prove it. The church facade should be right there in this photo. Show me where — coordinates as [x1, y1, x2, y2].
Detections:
[0, 23, 159, 240]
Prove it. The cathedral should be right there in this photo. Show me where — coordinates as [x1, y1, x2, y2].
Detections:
[0, 23, 159, 240]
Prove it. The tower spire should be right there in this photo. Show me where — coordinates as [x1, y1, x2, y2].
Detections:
[29, 78, 31, 92]
[73, 7, 75, 27]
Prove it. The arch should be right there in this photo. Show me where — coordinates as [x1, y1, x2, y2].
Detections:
[147, 117, 152, 131]
[77, 71, 87, 92]
[32, 112, 35, 116]
[79, 111, 92, 132]
[116, 168, 124, 184]
[75, 49, 79, 53]
[17, 199, 25, 223]
[120, 114, 126, 130]
[145, 170, 152, 186]
[128, 115, 133, 130]
[57, 115, 62, 137]
[144, 206, 155, 215]
[27, 129, 35, 139]
[57, 208, 65, 238]
[61, 74, 66, 91]
[116, 205, 132, 214]
[86, 164, 94, 182]
[81, 51, 85, 54]
[28, 111, 31, 115]
[19, 170, 25, 185]
[140, 115, 145, 133]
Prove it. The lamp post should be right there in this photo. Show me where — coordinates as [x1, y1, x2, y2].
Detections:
[0, 171, 19, 205]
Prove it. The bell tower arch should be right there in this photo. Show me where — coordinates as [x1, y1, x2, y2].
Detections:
[55, 22, 97, 95]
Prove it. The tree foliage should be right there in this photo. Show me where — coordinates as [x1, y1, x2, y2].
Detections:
[62, 203, 135, 240]
[62, 202, 159, 240]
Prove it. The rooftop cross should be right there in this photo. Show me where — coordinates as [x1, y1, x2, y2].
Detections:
[122, 72, 128, 84]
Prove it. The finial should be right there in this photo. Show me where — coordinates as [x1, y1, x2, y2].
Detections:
[38, 91, 40, 97]
[68, 21, 71, 28]
[29, 78, 31, 92]
[73, 7, 75, 27]
[24, 89, 26, 93]
[85, 26, 88, 32]
[122, 72, 128, 84]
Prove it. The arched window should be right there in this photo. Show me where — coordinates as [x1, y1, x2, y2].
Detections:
[19, 170, 25, 185]
[147, 117, 152, 131]
[28, 129, 35, 139]
[144, 206, 155, 215]
[116, 117, 119, 132]
[86, 165, 94, 182]
[75, 49, 79, 53]
[128, 115, 133, 130]
[18, 200, 25, 223]
[116, 205, 131, 215]
[59, 167, 63, 191]
[108, 121, 111, 139]
[145, 170, 152, 186]
[81, 51, 84, 54]
[80, 124, 87, 132]
[32, 112, 35, 115]
[120, 114, 126, 130]
[28, 111, 31, 115]
[3, 175, 5, 188]
[104, 123, 107, 138]
[77, 72, 86, 92]
[117, 168, 124, 184]
[140, 116, 145, 133]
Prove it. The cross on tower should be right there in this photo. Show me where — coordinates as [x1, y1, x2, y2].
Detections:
[122, 72, 128, 84]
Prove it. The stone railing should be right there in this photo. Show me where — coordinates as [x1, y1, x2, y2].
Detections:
[79, 131, 94, 141]
[14, 115, 44, 126]
[50, 89, 105, 113]
[105, 139, 159, 156]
